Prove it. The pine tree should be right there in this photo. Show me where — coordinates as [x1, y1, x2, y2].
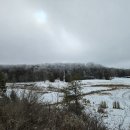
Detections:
[0, 72, 6, 93]
[63, 81, 84, 115]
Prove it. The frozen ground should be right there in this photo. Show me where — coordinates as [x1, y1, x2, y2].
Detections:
[6, 77, 130, 130]
[82, 86, 111, 93]
[81, 77, 130, 86]
[84, 88, 130, 130]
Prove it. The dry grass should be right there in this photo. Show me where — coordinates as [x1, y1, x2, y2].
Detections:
[0, 91, 108, 130]
[98, 92, 112, 95]
[93, 84, 130, 88]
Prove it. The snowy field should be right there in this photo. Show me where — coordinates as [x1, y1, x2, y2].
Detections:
[84, 88, 130, 130]
[81, 77, 130, 86]
[6, 77, 130, 130]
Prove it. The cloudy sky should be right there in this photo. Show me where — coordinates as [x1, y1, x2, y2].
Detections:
[0, 0, 130, 68]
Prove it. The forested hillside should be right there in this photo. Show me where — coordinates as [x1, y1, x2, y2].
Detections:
[0, 63, 130, 82]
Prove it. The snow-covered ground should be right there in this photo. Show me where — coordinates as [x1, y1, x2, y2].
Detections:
[6, 77, 130, 130]
[82, 86, 111, 93]
[6, 77, 130, 90]
[83, 88, 130, 130]
[35, 80, 67, 89]
[39, 92, 63, 103]
[6, 88, 64, 104]
[81, 77, 130, 86]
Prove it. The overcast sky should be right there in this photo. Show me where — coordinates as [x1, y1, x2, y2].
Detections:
[0, 0, 130, 68]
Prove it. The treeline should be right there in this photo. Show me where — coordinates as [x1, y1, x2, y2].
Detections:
[0, 63, 130, 82]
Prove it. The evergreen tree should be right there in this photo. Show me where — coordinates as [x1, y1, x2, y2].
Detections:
[0, 72, 6, 93]
[63, 81, 84, 115]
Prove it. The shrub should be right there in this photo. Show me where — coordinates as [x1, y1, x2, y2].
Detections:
[98, 101, 108, 113]
[0, 91, 108, 130]
[99, 101, 108, 109]
[98, 107, 105, 113]
[0, 72, 6, 94]
[82, 98, 90, 105]
[10, 90, 18, 102]
[113, 101, 121, 109]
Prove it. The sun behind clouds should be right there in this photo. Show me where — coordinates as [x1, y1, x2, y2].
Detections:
[34, 10, 48, 24]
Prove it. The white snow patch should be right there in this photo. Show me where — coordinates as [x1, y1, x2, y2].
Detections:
[82, 86, 110, 93]
[83, 88, 130, 130]
[81, 77, 130, 86]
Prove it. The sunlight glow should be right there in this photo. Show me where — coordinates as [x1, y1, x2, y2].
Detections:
[35, 10, 47, 24]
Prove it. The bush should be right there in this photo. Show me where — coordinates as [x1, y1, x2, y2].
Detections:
[113, 101, 121, 109]
[98, 101, 108, 113]
[0, 72, 6, 94]
[0, 91, 108, 130]
[82, 98, 90, 105]
[99, 101, 108, 109]
[10, 90, 18, 102]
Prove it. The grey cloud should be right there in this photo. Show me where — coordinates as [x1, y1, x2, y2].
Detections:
[0, 0, 130, 68]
